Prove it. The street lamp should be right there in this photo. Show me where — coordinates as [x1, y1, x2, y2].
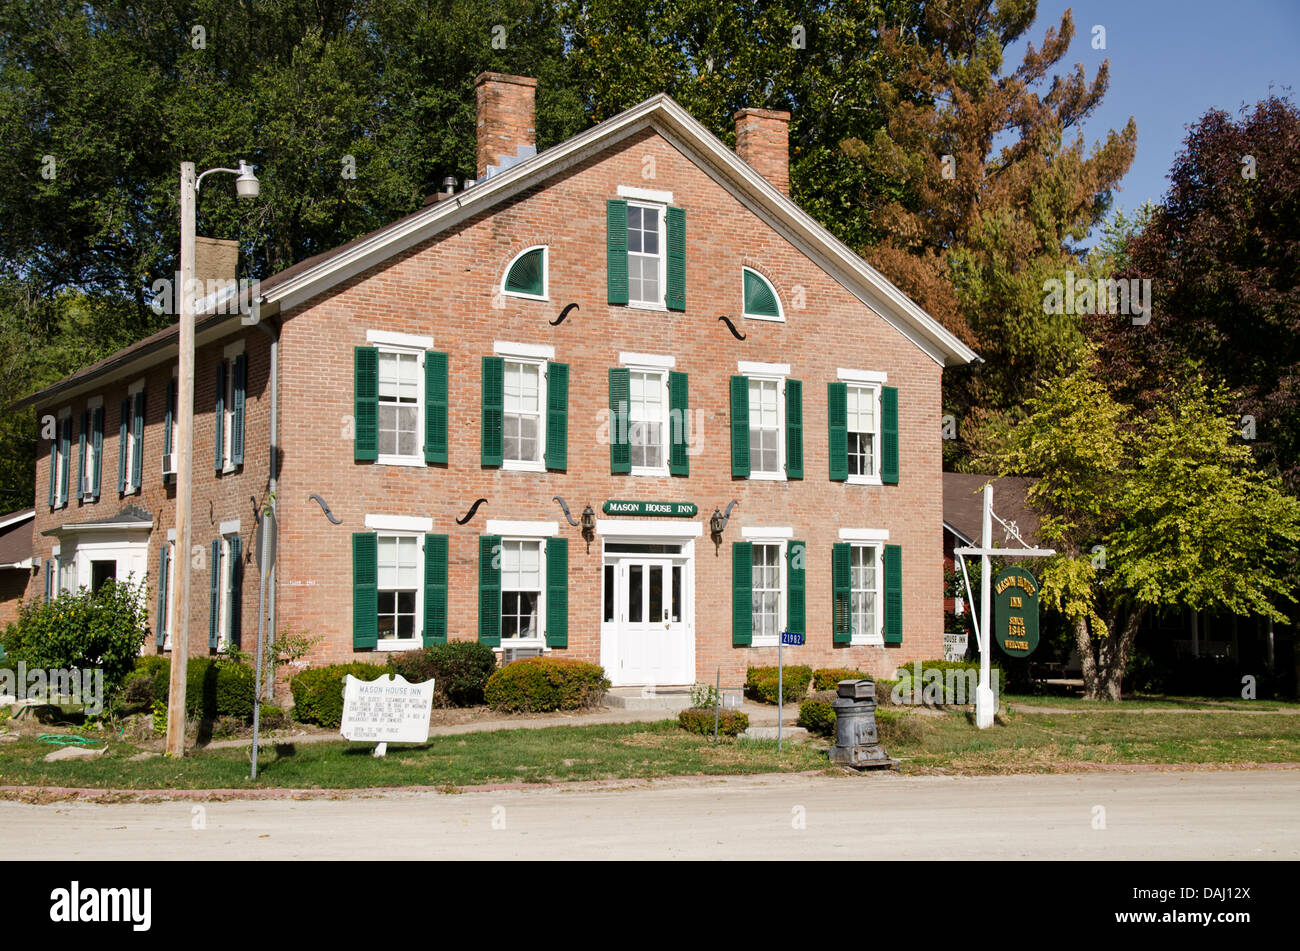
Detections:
[165, 159, 259, 758]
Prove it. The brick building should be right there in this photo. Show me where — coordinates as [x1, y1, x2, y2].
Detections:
[18, 74, 976, 692]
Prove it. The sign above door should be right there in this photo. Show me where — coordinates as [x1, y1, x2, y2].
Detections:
[602, 500, 698, 518]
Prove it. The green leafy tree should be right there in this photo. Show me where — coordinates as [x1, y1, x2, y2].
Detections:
[996, 357, 1300, 699]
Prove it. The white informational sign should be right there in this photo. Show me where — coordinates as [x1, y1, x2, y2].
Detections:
[340, 674, 436, 744]
[943, 632, 968, 662]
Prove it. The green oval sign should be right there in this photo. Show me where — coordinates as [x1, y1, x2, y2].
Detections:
[993, 565, 1040, 657]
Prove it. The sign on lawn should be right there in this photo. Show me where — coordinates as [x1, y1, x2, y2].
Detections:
[992, 566, 1040, 657]
[340, 673, 436, 744]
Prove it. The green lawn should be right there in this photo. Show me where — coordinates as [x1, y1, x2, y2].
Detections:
[880, 709, 1300, 773]
[1001, 693, 1300, 712]
[0, 720, 829, 791]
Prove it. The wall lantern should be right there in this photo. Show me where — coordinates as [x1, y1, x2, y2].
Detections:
[581, 505, 596, 552]
[710, 501, 739, 552]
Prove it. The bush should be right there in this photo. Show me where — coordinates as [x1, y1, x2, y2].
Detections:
[388, 641, 498, 707]
[5, 580, 149, 702]
[745, 665, 813, 704]
[812, 667, 870, 691]
[797, 696, 837, 736]
[678, 706, 749, 737]
[290, 663, 389, 728]
[258, 705, 289, 730]
[119, 656, 256, 721]
[484, 657, 609, 713]
[892, 659, 1003, 705]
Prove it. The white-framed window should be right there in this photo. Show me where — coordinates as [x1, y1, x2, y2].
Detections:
[125, 377, 145, 494]
[216, 343, 242, 472]
[55, 406, 72, 507]
[627, 201, 666, 308]
[377, 348, 423, 464]
[502, 245, 548, 301]
[751, 541, 785, 645]
[847, 384, 880, 481]
[742, 267, 784, 321]
[629, 369, 668, 472]
[503, 358, 545, 469]
[748, 377, 784, 478]
[850, 543, 883, 646]
[81, 397, 102, 500]
[376, 532, 422, 646]
[500, 538, 545, 643]
[162, 536, 175, 650]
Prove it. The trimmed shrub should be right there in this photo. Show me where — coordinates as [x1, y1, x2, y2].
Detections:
[258, 705, 289, 730]
[388, 641, 498, 707]
[812, 667, 870, 691]
[745, 665, 813, 704]
[797, 695, 837, 736]
[874, 679, 901, 706]
[120, 656, 256, 721]
[678, 706, 749, 737]
[290, 663, 389, 728]
[484, 657, 609, 713]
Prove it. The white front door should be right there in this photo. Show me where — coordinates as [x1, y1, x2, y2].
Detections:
[603, 549, 693, 686]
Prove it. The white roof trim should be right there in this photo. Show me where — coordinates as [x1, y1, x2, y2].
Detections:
[0, 509, 34, 531]
[596, 519, 702, 538]
[256, 95, 977, 368]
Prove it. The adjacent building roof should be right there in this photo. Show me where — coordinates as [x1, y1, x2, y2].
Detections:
[40, 504, 154, 536]
[942, 472, 1040, 547]
[0, 508, 34, 569]
[17, 92, 979, 411]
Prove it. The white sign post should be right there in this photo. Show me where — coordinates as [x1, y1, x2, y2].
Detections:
[952, 484, 1055, 730]
[340, 673, 436, 756]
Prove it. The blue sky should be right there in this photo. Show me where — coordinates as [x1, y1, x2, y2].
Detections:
[1006, 0, 1297, 233]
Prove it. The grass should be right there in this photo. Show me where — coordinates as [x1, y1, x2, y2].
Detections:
[881, 708, 1300, 774]
[0, 720, 829, 791]
[1001, 693, 1300, 712]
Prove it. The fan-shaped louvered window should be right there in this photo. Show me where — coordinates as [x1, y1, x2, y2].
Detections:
[504, 246, 547, 299]
[743, 267, 782, 320]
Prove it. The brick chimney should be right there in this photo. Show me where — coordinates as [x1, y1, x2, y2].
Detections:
[475, 72, 538, 180]
[734, 108, 791, 194]
[194, 236, 239, 288]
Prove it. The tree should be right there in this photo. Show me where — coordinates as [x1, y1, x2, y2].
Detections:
[839, 1, 1136, 464]
[996, 356, 1300, 699]
[1091, 96, 1300, 494]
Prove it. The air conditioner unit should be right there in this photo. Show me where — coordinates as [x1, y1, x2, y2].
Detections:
[501, 646, 544, 665]
[162, 452, 177, 479]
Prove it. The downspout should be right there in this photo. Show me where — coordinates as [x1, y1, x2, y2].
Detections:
[255, 314, 279, 700]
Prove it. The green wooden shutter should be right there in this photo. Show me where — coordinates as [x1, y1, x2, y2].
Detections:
[545, 362, 569, 471]
[609, 367, 631, 474]
[44, 558, 52, 599]
[425, 351, 449, 464]
[478, 535, 501, 646]
[131, 392, 145, 489]
[91, 407, 103, 497]
[481, 356, 504, 467]
[231, 353, 246, 466]
[424, 534, 448, 646]
[665, 206, 686, 311]
[668, 370, 689, 476]
[832, 543, 852, 644]
[213, 361, 226, 470]
[228, 535, 242, 648]
[155, 544, 169, 648]
[163, 379, 175, 480]
[787, 541, 806, 636]
[785, 379, 803, 479]
[59, 417, 71, 503]
[354, 347, 379, 462]
[729, 376, 750, 477]
[47, 436, 56, 507]
[606, 200, 629, 305]
[352, 533, 378, 649]
[76, 411, 87, 500]
[208, 538, 221, 649]
[881, 385, 899, 484]
[117, 398, 129, 494]
[828, 381, 849, 481]
[883, 543, 902, 644]
[546, 537, 568, 648]
[732, 541, 753, 646]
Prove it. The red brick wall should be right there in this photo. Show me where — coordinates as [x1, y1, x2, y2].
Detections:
[273, 126, 947, 687]
[0, 569, 29, 629]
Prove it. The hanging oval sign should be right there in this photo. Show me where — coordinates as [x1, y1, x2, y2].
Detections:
[992, 565, 1040, 657]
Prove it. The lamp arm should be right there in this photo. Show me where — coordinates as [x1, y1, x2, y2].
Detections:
[719, 500, 740, 530]
[194, 166, 241, 192]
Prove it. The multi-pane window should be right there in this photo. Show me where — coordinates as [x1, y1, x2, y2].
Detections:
[748, 378, 781, 475]
[628, 370, 665, 470]
[847, 384, 878, 478]
[378, 351, 421, 459]
[751, 543, 783, 641]
[627, 204, 662, 305]
[501, 539, 543, 640]
[377, 534, 420, 641]
[503, 360, 542, 464]
[851, 545, 879, 642]
[55, 410, 71, 506]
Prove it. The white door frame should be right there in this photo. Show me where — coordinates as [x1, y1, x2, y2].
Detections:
[599, 529, 697, 687]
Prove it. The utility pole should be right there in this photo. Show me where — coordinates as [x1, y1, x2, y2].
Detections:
[975, 484, 995, 728]
[165, 162, 197, 757]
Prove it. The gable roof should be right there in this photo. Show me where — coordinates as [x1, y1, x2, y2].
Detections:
[17, 93, 978, 410]
[943, 472, 1040, 547]
[0, 508, 34, 569]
